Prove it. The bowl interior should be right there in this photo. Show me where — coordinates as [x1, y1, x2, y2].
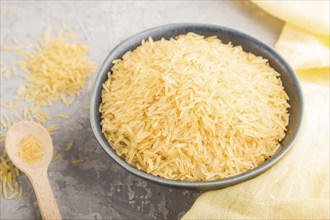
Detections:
[90, 23, 303, 190]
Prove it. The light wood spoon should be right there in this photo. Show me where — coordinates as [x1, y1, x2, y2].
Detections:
[5, 121, 62, 220]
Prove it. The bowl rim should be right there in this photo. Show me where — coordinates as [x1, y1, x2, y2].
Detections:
[90, 23, 303, 190]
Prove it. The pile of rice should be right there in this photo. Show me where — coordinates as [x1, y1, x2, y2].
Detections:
[99, 33, 290, 181]
[18, 135, 44, 164]
[16, 27, 96, 107]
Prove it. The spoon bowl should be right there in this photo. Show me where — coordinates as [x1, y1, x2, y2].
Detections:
[5, 121, 61, 220]
[5, 121, 53, 173]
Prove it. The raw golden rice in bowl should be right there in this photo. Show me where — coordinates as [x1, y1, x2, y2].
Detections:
[99, 32, 289, 182]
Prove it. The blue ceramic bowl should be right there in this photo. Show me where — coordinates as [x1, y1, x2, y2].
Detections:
[90, 23, 303, 190]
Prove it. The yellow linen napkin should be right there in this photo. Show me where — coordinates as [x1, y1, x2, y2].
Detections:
[253, 0, 330, 85]
[251, 1, 329, 35]
[275, 23, 329, 85]
[182, 82, 329, 219]
[183, 1, 329, 219]
[276, 24, 329, 70]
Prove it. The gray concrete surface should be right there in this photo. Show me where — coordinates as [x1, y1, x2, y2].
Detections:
[0, 1, 283, 219]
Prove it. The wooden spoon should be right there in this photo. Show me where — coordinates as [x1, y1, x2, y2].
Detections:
[5, 121, 62, 220]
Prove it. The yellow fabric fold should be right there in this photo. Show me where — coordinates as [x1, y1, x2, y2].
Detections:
[253, 1, 330, 86]
[296, 68, 329, 86]
[182, 82, 329, 219]
[275, 23, 329, 85]
[251, 0, 329, 35]
[275, 23, 329, 70]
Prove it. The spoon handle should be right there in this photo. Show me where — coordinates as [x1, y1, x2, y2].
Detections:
[29, 168, 62, 220]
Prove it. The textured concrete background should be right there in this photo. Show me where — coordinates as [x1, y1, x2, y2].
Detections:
[0, 1, 283, 219]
